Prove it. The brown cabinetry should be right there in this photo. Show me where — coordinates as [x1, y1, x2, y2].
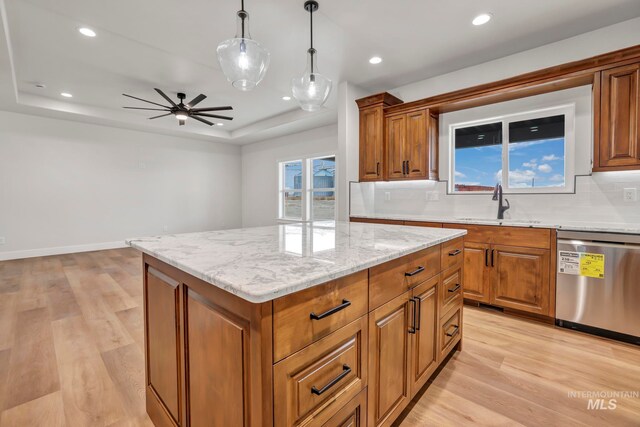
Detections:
[596, 63, 640, 171]
[357, 93, 403, 182]
[385, 109, 438, 181]
[462, 242, 491, 303]
[142, 235, 463, 427]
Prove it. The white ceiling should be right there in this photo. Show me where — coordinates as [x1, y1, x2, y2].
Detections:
[1, 0, 639, 144]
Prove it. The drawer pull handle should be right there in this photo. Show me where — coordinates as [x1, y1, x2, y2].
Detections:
[311, 364, 352, 395]
[310, 299, 351, 320]
[447, 284, 461, 293]
[448, 249, 462, 256]
[405, 266, 425, 277]
[446, 325, 459, 337]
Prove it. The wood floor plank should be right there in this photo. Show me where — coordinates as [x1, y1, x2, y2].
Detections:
[115, 306, 145, 353]
[3, 307, 60, 411]
[0, 391, 66, 427]
[0, 293, 16, 351]
[101, 343, 147, 418]
[0, 349, 11, 415]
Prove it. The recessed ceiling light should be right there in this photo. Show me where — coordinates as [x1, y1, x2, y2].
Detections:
[472, 13, 492, 26]
[78, 27, 97, 37]
[60, 92, 73, 98]
[282, 96, 291, 101]
[216, 123, 224, 126]
[369, 56, 382, 64]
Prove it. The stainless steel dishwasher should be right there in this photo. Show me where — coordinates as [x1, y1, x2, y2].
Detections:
[556, 230, 640, 345]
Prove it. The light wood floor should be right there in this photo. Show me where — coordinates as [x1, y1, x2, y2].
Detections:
[0, 249, 639, 427]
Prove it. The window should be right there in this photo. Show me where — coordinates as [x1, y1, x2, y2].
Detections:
[279, 155, 336, 221]
[451, 105, 574, 193]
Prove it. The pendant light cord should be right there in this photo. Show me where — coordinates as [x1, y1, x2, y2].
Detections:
[239, 0, 246, 39]
[309, 3, 315, 73]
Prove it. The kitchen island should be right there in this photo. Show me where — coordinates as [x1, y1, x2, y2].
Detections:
[127, 221, 466, 427]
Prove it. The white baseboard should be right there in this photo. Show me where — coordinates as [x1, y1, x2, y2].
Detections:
[0, 241, 128, 261]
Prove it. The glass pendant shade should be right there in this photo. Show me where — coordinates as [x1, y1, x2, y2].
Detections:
[291, 50, 331, 112]
[217, 10, 270, 91]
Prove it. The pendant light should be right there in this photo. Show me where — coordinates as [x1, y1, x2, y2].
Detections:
[217, 0, 270, 91]
[291, 0, 332, 112]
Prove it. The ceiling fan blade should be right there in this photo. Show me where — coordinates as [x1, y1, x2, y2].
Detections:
[191, 115, 214, 126]
[194, 113, 233, 120]
[154, 88, 178, 107]
[187, 94, 207, 108]
[148, 113, 173, 119]
[190, 106, 233, 112]
[124, 107, 170, 111]
[123, 93, 168, 108]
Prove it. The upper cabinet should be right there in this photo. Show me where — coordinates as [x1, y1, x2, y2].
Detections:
[386, 109, 439, 181]
[595, 63, 640, 171]
[357, 93, 403, 182]
[357, 92, 439, 182]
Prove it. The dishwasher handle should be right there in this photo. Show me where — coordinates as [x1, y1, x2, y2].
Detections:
[557, 239, 640, 250]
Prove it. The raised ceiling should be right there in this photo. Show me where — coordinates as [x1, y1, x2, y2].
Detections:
[1, 0, 639, 144]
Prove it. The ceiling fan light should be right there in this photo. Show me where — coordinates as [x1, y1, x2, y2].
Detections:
[217, 6, 270, 91]
[175, 112, 189, 120]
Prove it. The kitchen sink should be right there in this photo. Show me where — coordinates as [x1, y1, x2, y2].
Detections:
[455, 217, 542, 225]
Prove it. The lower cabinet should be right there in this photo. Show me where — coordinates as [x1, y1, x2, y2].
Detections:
[323, 389, 367, 427]
[409, 276, 439, 395]
[368, 292, 411, 427]
[461, 242, 491, 303]
[491, 245, 550, 315]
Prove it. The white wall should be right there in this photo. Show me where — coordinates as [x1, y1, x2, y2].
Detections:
[0, 111, 242, 260]
[241, 124, 338, 227]
[344, 17, 640, 226]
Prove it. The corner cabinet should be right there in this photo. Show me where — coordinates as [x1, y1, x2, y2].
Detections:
[357, 93, 403, 181]
[356, 93, 438, 182]
[595, 62, 640, 171]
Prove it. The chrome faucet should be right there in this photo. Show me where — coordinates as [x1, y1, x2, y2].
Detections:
[492, 184, 510, 220]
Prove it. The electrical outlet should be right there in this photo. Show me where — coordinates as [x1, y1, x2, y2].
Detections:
[623, 188, 637, 202]
[384, 192, 391, 201]
[0, 237, 5, 245]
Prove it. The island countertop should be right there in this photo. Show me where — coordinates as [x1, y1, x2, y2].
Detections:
[126, 220, 466, 303]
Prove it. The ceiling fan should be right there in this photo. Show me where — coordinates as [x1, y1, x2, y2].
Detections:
[122, 88, 233, 126]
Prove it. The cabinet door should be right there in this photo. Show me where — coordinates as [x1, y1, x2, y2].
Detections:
[598, 63, 640, 169]
[462, 242, 491, 303]
[409, 276, 438, 397]
[427, 113, 439, 180]
[368, 292, 411, 427]
[386, 115, 406, 180]
[490, 245, 550, 315]
[359, 107, 384, 181]
[405, 110, 428, 179]
[145, 267, 182, 425]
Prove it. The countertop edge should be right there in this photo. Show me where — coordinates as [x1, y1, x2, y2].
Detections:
[127, 229, 467, 303]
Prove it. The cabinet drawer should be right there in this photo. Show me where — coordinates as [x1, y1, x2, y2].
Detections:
[444, 224, 551, 249]
[440, 266, 462, 317]
[322, 388, 367, 427]
[274, 271, 368, 362]
[439, 307, 461, 360]
[369, 245, 440, 310]
[274, 317, 368, 427]
[441, 237, 464, 270]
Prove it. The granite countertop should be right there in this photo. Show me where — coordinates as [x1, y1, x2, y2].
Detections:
[126, 221, 466, 303]
[350, 214, 640, 235]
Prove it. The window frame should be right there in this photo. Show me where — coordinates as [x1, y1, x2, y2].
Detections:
[278, 153, 337, 222]
[449, 104, 575, 194]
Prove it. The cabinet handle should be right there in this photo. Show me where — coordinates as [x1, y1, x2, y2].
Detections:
[413, 296, 421, 331]
[310, 299, 351, 320]
[408, 298, 417, 334]
[311, 364, 351, 395]
[448, 249, 462, 256]
[376, 162, 380, 176]
[491, 249, 495, 267]
[447, 284, 461, 293]
[405, 266, 425, 277]
[485, 249, 489, 267]
[446, 325, 459, 337]
[405, 160, 410, 175]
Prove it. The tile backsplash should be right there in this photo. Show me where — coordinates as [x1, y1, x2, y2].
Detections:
[350, 171, 640, 225]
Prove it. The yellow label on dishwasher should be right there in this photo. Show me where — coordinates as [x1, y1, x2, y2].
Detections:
[579, 253, 605, 279]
